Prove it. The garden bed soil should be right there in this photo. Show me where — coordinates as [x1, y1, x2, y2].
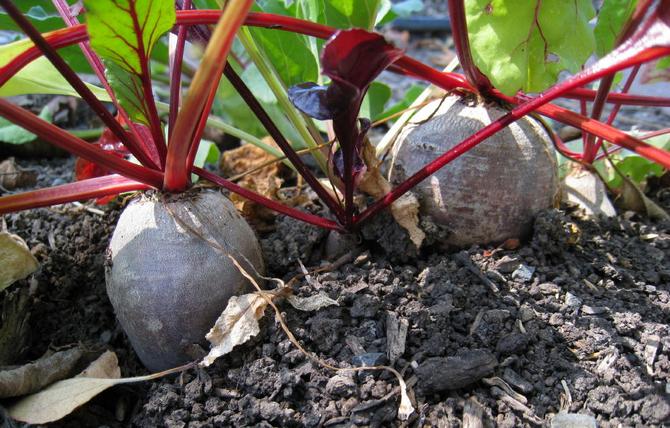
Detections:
[1, 157, 669, 427]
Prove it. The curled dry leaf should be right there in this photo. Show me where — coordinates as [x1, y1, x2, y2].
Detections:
[0, 347, 82, 398]
[77, 351, 121, 379]
[617, 174, 669, 220]
[286, 292, 338, 312]
[0, 232, 39, 291]
[358, 139, 425, 249]
[201, 290, 278, 367]
[7, 351, 184, 425]
[221, 140, 290, 229]
[0, 158, 37, 190]
[222, 255, 415, 421]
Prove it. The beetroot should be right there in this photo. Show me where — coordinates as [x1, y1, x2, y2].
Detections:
[106, 190, 264, 371]
[390, 95, 559, 247]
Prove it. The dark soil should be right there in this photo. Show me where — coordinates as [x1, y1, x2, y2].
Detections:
[1, 157, 669, 427]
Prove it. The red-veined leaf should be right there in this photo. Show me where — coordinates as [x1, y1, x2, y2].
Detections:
[84, 0, 174, 149]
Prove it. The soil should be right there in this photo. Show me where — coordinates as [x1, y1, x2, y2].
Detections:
[1, 156, 669, 428]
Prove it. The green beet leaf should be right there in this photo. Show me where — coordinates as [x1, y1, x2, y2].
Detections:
[0, 105, 52, 145]
[0, 38, 110, 100]
[466, 0, 596, 96]
[297, 0, 384, 30]
[84, 0, 175, 125]
[360, 81, 392, 122]
[251, 1, 319, 87]
[0, 2, 63, 33]
[594, 0, 638, 57]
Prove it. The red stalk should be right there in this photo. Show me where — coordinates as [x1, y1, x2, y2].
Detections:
[165, 0, 254, 192]
[185, 79, 219, 169]
[581, 0, 654, 164]
[223, 65, 346, 223]
[447, 0, 493, 94]
[0, 99, 163, 188]
[0, 175, 151, 215]
[584, 65, 641, 163]
[193, 167, 343, 232]
[0, 0, 159, 170]
[168, 0, 192, 142]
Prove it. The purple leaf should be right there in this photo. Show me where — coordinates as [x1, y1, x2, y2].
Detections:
[321, 29, 404, 92]
[288, 28, 402, 221]
[288, 82, 339, 120]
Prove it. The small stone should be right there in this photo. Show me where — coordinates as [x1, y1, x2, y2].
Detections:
[538, 282, 560, 294]
[512, 265, 535, 282]
[581, 305, 608, 315]
[550, 412, 597, 428]
[496, 333, 530, 355]
[503, 368, 533, 394]
[326, 374, 357, 398]
[495, 255, 521, 273]
[519, 306, 535, 322]
[549, 313, 564, 326]
[415, 349, 497, 393]
[352, 352, 386, 367]
[564, 292, 581, 308]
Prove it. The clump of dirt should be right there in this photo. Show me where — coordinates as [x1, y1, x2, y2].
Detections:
[1, 157, 669, 427]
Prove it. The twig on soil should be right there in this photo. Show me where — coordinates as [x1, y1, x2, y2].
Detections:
[455, 251, 499, 293]
[560, 379, 572, 411]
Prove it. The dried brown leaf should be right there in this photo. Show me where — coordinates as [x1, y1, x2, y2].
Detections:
[201, 291, 277, 366]
[618, 175, 670, 220]
[7, 351, 186, 424]
[562, 167, 616, 217]
[286, 291, 338, 312]
[358, 140, 425, 248]
[0, 348, 82, 398]
[77, 351, 120, 379]
[0, 158, 37, 190]
[221, 140, 285, 226]
[0, 232, 39, 291]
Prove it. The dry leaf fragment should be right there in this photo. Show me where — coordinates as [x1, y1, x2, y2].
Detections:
[358, 140, 425, 248]
[0, 348, 82, 398]
[618, 175, 669, 220]
[201, 291, 276, 367]
[77, 351, 121, 379]
[7, 351, 185, 424]
[286, 292, 338, 312]
[0, 232, 39, 291]
[0, 158, 37, 190]
[221, 141, 285, 226]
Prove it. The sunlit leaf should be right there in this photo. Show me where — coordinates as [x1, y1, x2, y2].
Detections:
[360, 81, 392, 122]
[466, 0, 596, 95]
[297, 0, 385, 31]
[594, 0, 638, 57]
[0, 38, 110, 99]
[0, 105, 52, 145]
[251, 1, 319, 87]
[84, 0, 175, 125]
